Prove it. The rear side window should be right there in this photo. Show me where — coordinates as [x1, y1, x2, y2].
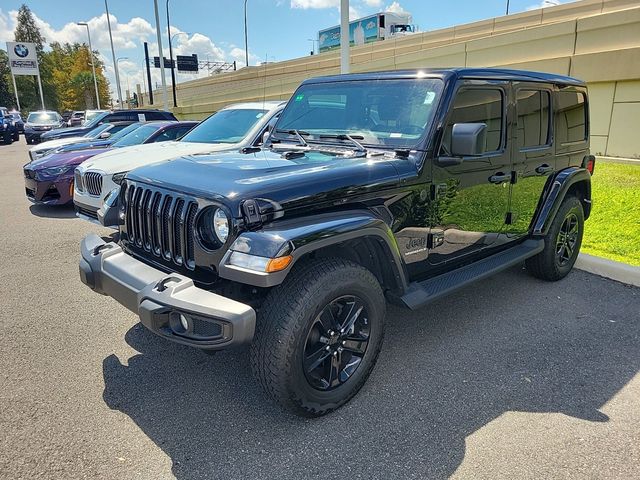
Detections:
[442, 88, 504, 154]
[556, 90, 587, 144]
[516, 90, 551, 149]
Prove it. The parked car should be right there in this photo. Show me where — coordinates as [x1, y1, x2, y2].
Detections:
[79, 68, 594, 416]
[1, 107, 20, 144]
[41, 109, 176, 142]
[24, 121, 194, 206]
[74, 101, 284, 227]
[53, 122, 148, 154]
[74, 121, 197, 221]
[10, 111, 24, 134]
[68, 111, 85, 127]
[24, 111, 65, 144]
[29, 122, 132, 161]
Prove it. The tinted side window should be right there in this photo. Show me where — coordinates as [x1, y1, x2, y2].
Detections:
[556, 91, 586, 144]
[516, 89, 550, 149]
[443, 88, 503, 154]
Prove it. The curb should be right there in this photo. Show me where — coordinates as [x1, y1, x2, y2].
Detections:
[575, 253, 640, 287]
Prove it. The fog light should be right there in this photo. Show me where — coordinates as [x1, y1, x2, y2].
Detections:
[179, 314, 189, 331]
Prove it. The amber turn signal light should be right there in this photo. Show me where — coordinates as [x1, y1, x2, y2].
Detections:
[265, 255, 293, 273]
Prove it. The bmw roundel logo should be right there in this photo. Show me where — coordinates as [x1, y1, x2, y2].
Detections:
[14, 44, 29, 58]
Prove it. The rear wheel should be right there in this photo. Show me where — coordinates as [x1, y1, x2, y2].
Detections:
[251, 258, 385, 417]
[526, 195, 584, 281]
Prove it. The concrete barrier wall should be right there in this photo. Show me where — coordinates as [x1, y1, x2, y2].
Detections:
[142, 0, 640, 158]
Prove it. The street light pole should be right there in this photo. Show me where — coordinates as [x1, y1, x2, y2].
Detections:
[340, 0, 349, 74]
[104, 0, 123, 109]
[153, 0, 169, 111]
[244, 0, 249, 67]
[166, 0, 178, 108]
[117, 57, 129, 107]
[77, 22, 100, 109]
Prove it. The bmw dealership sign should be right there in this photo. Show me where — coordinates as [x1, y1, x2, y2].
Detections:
[6, 42, 39, 75]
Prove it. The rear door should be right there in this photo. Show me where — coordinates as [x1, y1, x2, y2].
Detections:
[429, 80, 512, 266]
[508, 83, 554, 237]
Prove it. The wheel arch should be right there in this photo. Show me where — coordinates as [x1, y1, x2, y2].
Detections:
[532, 166, 592, 236]
[218, 210, 409, 296]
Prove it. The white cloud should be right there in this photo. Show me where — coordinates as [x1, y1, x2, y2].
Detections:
[363, 0, 383, 7]
[385, 1, 410, 16]
[0, 8, 254, 105]
[291, 0, 339, 8]
[526, 0, 563, 11]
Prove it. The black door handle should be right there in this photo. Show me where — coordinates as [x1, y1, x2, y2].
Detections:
[489, 172, 511, 184]
[535, 164, 554, 174]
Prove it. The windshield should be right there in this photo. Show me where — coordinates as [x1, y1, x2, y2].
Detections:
[27, 112, 61, 125]
[11, 113, 21, 120]
[85, 123, 112, 138]
[273, 78, 444, 149]
[83, 110, 106, 125]
[84, 111, 109, 128]
[112, 124, 159, 147]
[107, 123, 142, 142]
[180, 108, 267, 144]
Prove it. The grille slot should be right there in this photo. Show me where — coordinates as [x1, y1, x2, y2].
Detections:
[84, 172, 103, 196]
[125, 184, 198, 270]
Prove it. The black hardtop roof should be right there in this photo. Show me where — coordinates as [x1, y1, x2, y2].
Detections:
[302, 67, 585, 87]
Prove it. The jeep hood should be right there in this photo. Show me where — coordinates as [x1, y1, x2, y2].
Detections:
[127, 149, 406, 217]
[77, 140, 247, 174]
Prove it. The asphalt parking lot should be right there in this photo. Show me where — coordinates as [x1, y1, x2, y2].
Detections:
[1, 139, 639, 480]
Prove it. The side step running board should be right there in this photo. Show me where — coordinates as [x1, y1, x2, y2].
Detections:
[400, 239, 544, 310]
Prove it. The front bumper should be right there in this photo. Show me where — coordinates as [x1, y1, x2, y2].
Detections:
[24, 175, 73, 205]
[79, 234, 256, 351]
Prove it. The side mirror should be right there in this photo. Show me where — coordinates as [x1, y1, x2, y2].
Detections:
[261, 130, 270, 145]
[99, 132, 111, 139]
[451, 123, 487, 157]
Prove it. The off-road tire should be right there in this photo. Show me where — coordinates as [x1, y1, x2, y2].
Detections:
[250, 258, 386, 417]
[13, 131, 19, 141]
[526, 195, 584, 281]
[2, 130, 12, 145]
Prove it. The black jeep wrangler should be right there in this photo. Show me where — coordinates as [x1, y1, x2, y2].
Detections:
[79, 68, 594, 416]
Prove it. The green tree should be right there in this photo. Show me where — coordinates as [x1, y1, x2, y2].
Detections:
[13, 4, 58, 111]
[0, 50, 16, 109]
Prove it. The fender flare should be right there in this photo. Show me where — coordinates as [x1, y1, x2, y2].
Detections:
[218, 210, 409, 292]
[532, 167, 592, 236]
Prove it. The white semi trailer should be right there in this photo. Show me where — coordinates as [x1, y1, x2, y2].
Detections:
[318, 11, 414, 53]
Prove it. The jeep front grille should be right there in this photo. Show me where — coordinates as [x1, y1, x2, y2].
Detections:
[84, 172, 103, 196]
[125, 184, 198, 270]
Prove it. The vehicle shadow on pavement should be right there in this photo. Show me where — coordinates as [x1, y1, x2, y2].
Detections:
[28, 203, 76, 219]
[102, 267, 640, 479]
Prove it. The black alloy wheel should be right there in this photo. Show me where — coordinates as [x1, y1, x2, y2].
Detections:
[556, 212, 579, 267]
[303, 295, 370, 391]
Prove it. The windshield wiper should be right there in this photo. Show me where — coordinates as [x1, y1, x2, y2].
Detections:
[274, 129, 310, 147]
[318, 134, 367, 154]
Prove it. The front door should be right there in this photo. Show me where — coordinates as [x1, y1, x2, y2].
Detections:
[508, 83, 555, 237]
[429, 81, 512, 266]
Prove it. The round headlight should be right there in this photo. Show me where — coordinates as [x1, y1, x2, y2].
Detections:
[213, 208, 229, 243]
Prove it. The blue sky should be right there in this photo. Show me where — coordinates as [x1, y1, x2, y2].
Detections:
[0, 0, 572, 98]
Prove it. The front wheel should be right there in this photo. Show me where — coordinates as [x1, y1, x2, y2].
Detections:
[526, 195, 584, 281]
[3, 131, 12, 145]
[251, 258, 386, 417]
